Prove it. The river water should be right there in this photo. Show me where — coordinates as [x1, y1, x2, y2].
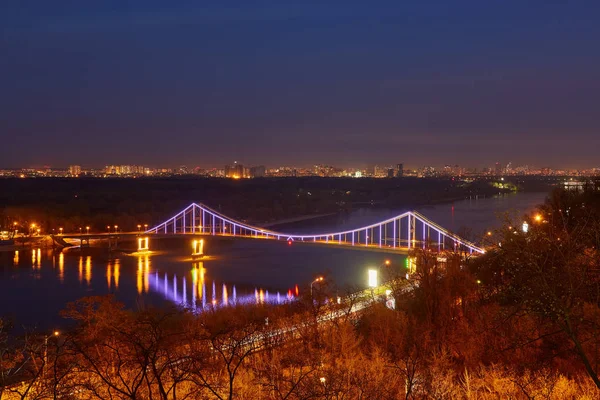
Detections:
[0, 191, 548, 330]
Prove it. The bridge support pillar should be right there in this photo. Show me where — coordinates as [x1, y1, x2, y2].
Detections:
[192, 239, 204, 259]
[138, 237, 149, 252]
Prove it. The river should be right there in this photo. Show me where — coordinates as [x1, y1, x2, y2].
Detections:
[0, 191, 548, 330]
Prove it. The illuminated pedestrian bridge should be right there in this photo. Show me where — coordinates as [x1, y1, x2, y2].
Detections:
[146, 203, 484, 255]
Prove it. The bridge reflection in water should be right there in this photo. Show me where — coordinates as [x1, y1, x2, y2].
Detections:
[135, 255, 292, 310]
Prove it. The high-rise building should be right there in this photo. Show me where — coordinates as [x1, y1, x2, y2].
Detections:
[495, 162, 503, 176]
[250, 165, 266, 178]
[69, 165, 81, 176]
[225, 161, 244, 178]
[396, 163, 404, 177]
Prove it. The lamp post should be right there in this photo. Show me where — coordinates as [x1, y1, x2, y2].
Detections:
[137, 224, 141, 232]
[106, 225, 110, 233]
[310, 277, 324, 298]
[114, 225, 118, 233]
[43, 331, 60, 378]
[86, 226, 90, 234]
[144, 224, 148, 231]
[59, 227, 63, 235]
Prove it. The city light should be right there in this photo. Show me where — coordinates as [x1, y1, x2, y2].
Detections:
[534, 214, 542, 222]
[522, 222, 529, 233]
[368, 269, 378, 288]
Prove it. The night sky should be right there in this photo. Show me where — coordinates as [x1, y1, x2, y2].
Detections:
[2, 1, 599, 169]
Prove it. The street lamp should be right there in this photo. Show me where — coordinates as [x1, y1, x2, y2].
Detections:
[79, 227, 82, 234]
[114, 225, 118, 233]
[137, 224, 141, 232]
[310, 276, 324, 298]
[86, 226, 90, 234]
[59, 227, 63, 235]
[43, 331, 60, 377]
[144, 224, 148, 231]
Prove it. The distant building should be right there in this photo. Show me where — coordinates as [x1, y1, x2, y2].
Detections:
[69, 165, 81, 176]
[387, 168, 395, 178]
[396, 163, 404, 177]
[495, 162, 503, 176]
[225, 162, 244, 178]
[250, 165, 266, 178]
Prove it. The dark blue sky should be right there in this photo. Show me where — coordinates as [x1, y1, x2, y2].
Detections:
[2, 1, 599, 169]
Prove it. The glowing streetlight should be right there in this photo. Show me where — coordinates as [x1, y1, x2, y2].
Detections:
[43, 331, 60, 377]
[86, 226, 90, 234]
[144, 224, 148, 231]
[137, 224, 141, 232]
[384, 259, 390, 266]
[79, 227, 82, 234]
[59, 227, 63, 235]
[310, 276, 324, 298]
[114, 225, 118, 233]
[534, 214, 542, 222]
[106, 225, 110, 233]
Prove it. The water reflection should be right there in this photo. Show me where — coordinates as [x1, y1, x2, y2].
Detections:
[114, 259, 120, 289]
[85, 256, 91, 285]
[59, 253, 64, 283]
[135, 259, 291, 311]
[78, 256, 83, 283]
[13, 250, 19, 266]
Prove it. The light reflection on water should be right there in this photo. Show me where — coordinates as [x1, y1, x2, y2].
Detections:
[2, 247, 297, 329]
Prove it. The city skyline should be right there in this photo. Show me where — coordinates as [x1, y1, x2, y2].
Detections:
[3, 158, 600, 172]
[2, 1, 600, 168]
